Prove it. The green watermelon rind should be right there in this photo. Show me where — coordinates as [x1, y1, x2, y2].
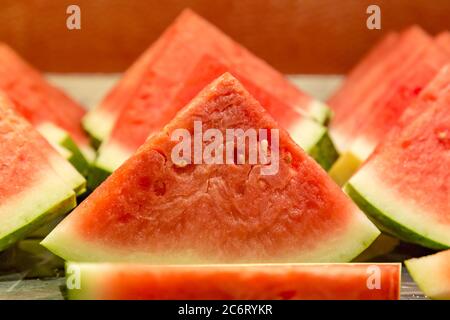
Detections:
[307, 131, 339, 171]
[344, 182, 449, 250]
[405, 253, 450, 300]
[0, 192, 76, 252]
[38, 123, 91, 177]
[82, 109, 115, 149]
[307, 100, 333, 126]
[86, 163, 111, 191]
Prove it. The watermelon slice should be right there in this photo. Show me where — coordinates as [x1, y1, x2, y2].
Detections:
[436, 31, 450, 54]
[84, 9, 331, 145]
[66, 263, 401, 300]
[0, 43, 94, 174]
[0, 100, 76, 252]
[405, 250, 450, 300]
[345, 66, 450, 249]
[0, 94, 86, 195]
[330, 43, 449, 185]
[91, 55, 338, 187]
[43, 74, 379, 263]
[328, 31, 399, 115]
[329, 26, 431, 152]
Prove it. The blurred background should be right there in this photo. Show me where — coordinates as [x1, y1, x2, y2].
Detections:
[0, 0, 449, 74]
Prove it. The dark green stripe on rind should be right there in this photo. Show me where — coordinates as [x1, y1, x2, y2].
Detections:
[87, 163, 112, 191]
[344, 183, 449, 250]
[308, 131, 339, 171]
[0, 194, 76, 252]
[60, 136, 91, 177]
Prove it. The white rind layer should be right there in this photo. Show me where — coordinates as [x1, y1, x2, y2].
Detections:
[349, 137, 376, 161]
[95, 140, 132, 174]
[405, 251, 450, 300]
[42, 205, 379, 263]
[304, 100, 331, 124]
[47, 152, 86, 195]
[79, 145, 96, 164]
[82, 108, 116, 143]
[348, 164, 450, 246]
[287, 117, 327, 153]
[328, 129, 348, 154]
[0, 169, 75, 240]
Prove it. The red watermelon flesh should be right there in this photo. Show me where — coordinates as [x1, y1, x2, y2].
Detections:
[67, 263, 401, 300]
[0, 94, 86, 194]
[0, 96, 76, 251]
[348, 43, 449, 160]
[328, 31, 399, 112]
[43, 74, 379, 263]
[436, 32, 450, 54]
[0, 44, 90, 153]
[85, 9, 325, 144]
[330, 27, 431, 151]
[346, 66, 450, 249]
[102, 54, 333, 169]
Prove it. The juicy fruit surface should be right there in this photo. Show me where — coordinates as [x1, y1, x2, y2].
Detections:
[0, 95, 86, 194]
[0, 43, 90, 151]
[347, 66, 450, 248]
[436, 32, 450, 54]
[349, 43, 449, 158]
[0, 99, 76, 251]
[406, 250, 450, 300]
[328, 31, 399, 113]
[44, 74, 378, 263]
[330, 27, 431, 150]
[93, 9, 321, 149]
[67, 263, 401, 300]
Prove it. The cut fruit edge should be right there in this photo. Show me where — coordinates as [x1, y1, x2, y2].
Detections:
[0, 171, 76, 251]
[345, 167, 450, 250]
[82, 108, 116, 149]
[37, 122, 92, 176]
[405, 250, 450, 300]
[42, 205, 380, 263]
[65, 262, 401, 300]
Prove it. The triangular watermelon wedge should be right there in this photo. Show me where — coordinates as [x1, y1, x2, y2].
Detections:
[406, 250, 450, 300]
[91, 54, 338, 187]
[0, 97, 77, 251]
[330, 42, 449, 185]
[345, 65, 450, 249]
[84, 9, 331, 145]
[329, 26, 432, 152]
[328, 31, 399, 115]
[43, 74, 379, 263]
[66, 263, 401, 300]
[0, 43, 94, 175]
[0, 94, 86, 196]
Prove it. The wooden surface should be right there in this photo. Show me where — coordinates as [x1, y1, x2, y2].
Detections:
[0, 0, 449, 73]
[0, 74, 430, 300]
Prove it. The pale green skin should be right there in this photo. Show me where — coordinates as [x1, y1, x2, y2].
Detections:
[59, 135, 91, 177]
[345, 183, 449, 250]
[0, 194, 76, 252]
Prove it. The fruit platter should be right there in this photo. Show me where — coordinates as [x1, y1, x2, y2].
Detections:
[0, 9, 449, 300]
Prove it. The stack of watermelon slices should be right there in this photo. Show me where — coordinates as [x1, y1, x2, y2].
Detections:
[85, 9, 337, 188]
[0, 94, 85, 252]
[41, 73, 404, 300]
[0, 43, 95, 176]
[328, 26, 450, 185]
